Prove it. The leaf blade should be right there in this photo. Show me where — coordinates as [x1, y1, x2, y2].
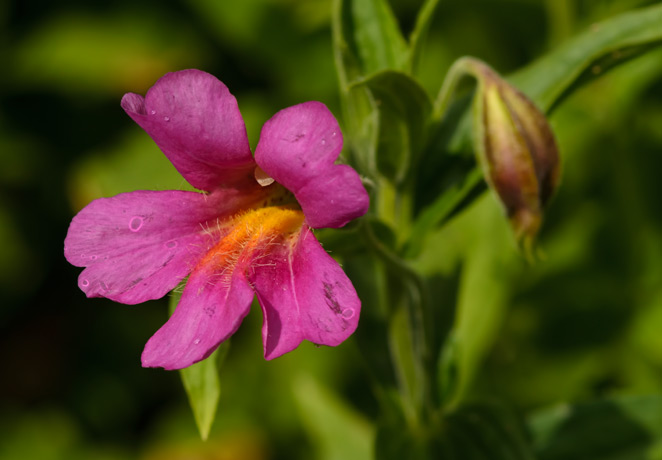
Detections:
[348, 0, 409, 75]
[352, 70, 432, 185]
[168, 291, 227, 440]
[510, 3, 662, 111]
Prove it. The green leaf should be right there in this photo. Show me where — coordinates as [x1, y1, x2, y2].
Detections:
[345, 0, 409, 76]
[332, 0, 379, 176]
[293, 374, 374, 460]
[437, 196, 518, 409]
[361, 218, 431, 422]
[530, 394, 662, 460]
[352, 71, 432, 185]
[388, 303, 426, 425]
[332, 0, 416, 176]
[408, 0, 441, 74]
[510, 2, 662, 112]
[333, 0, 365, 89]
[168, 291, 228, 440]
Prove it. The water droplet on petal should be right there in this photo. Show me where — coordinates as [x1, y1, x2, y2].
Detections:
[254, 166, 275, 187]
[129, 216, 144, 232]
[164, 116, 170, 122]
[150, 110, 156, 115]
[81, 279, 89, 287]
[321, 138, 326, 145]
[99, 281, 109, 291]
[331, 131, 337, 137]
[165, 240, 178, 249]
[90, 255, 98, 261]
[193, 338, 201, 345]
[341, 308, 355, 319]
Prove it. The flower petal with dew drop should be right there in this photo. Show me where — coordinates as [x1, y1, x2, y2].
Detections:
[142, 205, 306, 369]
[121, 69, 255, 191]
[65, 189, 265, 304]
[252, 226, 361, 360]
[67, 69, 369, 369]
[255, 101, 369, 228]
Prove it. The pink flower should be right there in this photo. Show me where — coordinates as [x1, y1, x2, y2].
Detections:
[64, 69, 369, 370]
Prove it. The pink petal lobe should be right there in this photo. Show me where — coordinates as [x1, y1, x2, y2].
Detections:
[121, 69, 255, 191]
[254, 101, 369, 228]
[251, 226, 361, 360]
[64, 188, 262, 304]
[141, 263, 254, 370]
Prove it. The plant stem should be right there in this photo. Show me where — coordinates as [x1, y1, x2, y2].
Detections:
[432, 56, 485, 121]
[363, 221, 433, 425]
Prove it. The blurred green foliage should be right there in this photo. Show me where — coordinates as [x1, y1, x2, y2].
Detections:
[2, 0, 662, 459]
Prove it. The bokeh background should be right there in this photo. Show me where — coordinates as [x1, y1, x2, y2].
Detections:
[2, 0, 662, 459]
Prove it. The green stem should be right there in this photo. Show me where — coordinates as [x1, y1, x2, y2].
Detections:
[363, 221, 433, 424]
[432, 56, 486, 121]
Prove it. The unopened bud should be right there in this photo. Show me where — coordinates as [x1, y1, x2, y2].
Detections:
[470, 59, 560, 254]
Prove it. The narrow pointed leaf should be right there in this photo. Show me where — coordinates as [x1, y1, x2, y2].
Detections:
[332, 0, 379, 175]
[408, 0, 441, 73]
[345, 0, 409, 75]
[438, 196, 516, 409]
[510, 2, 662, 111]
[168, 291, 228, 440]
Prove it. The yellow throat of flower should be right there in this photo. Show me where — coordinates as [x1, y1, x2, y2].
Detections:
[199, 206, 305, 274]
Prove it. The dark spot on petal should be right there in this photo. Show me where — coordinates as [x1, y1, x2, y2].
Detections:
[323, 281, 342, 315]
[160, 254, 175, 268]
[293, 133, 305, 142]
[129, 277, 144, 288]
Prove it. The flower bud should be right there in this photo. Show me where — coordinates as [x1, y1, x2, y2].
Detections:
[471, 60, 560, 253]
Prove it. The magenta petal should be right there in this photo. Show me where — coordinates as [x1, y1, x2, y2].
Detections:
[251, 227, 360, 360]
[121, 69, 255, 191]
[141, 263, 254, 370]
[64, 189, 255, 304]
[254, 101, 369, 228]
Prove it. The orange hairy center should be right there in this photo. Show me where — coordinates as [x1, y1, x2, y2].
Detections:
[198, 206, 305, 273]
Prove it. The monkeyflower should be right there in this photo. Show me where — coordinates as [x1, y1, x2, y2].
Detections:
[64, 69, 369, 370]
